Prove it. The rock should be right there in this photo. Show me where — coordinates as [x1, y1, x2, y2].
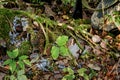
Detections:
[91, 0, 120, 31]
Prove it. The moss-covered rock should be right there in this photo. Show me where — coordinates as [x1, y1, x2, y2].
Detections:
[91, 0, 120, 31]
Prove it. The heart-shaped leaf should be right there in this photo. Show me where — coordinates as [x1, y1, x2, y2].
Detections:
[7, 48, 19, 58]
[56, 35, 68, 46]
[51, 46, 59, 60]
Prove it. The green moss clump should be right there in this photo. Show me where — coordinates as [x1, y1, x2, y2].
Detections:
[0, 8, 21, 40]
[18, 41, 32, 55]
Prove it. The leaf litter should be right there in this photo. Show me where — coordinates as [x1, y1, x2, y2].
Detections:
[0, 1, 120, 80]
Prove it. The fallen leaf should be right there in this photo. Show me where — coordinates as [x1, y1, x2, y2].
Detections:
[44, 4, 56, 18]
[33, 21, 39, 27]
[68, 43, 80, 59]
[100, 41, 107, 49]
[30, 53, 39, 63]
[57, 22, 63, 26]
[44, 74, 51, 80]
[104, 35, 113, 44]
[54, 74, 62, 79]
[87, 63, 101, 71]
[115, 42, 120, 51]
[92, 35, 101, 43]
[62, 15, 69, 19]
[0, 72, 6, 80]
[93, 48, 103, 55]
[116, 34, 120, 42]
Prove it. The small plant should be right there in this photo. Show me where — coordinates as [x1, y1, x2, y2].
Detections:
[104, 11, 120, 30]
[62, 67, 75, 80]
[51, 35, 69, 60]
[111, 11, 120, 28]
[3, 48, 31, 80]
[77, 68, 89, 80]
[77, 68, 97, 80]
[62, 67, 97, 80]
[62, 0, 75, 7]
[7, 70, 28, 80]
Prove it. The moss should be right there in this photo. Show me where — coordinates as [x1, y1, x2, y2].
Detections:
[0, 8, 21, 40]
[18, 41, 32, 55]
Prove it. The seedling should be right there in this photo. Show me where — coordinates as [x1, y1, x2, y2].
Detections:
[3, 48, 31, 80]
[51, 35, 69, 60]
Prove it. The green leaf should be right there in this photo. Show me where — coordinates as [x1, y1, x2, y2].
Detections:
[89, 69, 97, 79]
[10, 75, 16, 80]
[63, 74, 75, 80]
[83, 74, 89, 80]
[19, 55, 28, 60]
[17, 70, 25, 76]
[3, 59, 12, 65]
[7, 48, 19, 58]
[9, 60, 16, 73]
[56, 35, 68, 46]
[77, 68, 87, 76]
[63, 67, 74, 75]
[60, 46, 69, 56]
[51, 46, 59, 60]
[18, 75, 27, 80]
[18, 60, 25, 69]
[23, 60, 31, 66]
[62, 78, 66, 80]
[7, 51, 13, 58]
[77, 68, 89, 80]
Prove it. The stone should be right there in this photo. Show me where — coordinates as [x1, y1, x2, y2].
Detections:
[91, 0, 120, 31]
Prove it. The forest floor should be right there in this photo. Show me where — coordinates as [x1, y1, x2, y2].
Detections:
[0, 1, 120, 80]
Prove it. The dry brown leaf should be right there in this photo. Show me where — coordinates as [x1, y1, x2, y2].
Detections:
[104, 35, 113, 44]
[115, 42, 120, 51]
[87, 63, 101, 71]
[44, 4, 56, 18]
[93, 48, 103, 55]
[116, 34, 120, 42]
[54, 74, 62, 79]
[100, 41, 107, 49]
